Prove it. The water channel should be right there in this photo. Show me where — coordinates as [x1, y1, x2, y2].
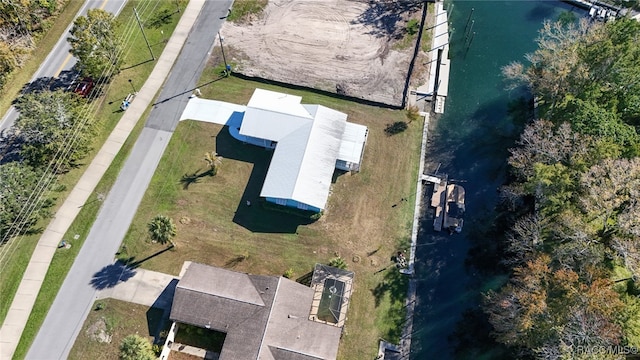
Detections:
[410, 1, 579, 359]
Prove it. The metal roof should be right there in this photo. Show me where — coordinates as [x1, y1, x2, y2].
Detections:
[240, 89, 313, 141]
[241, 90, 348, 210]
[260, 105, 346, 210]
[337, 122, 367, 165]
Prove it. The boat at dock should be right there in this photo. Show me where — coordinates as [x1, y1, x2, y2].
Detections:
[443, 184, 465, 234]
[425, 172, 466, 233]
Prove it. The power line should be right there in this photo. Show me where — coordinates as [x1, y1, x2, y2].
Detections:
[0, 0, 158, 272]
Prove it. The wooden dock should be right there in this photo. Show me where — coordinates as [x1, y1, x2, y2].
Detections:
[426, 174, 447, 231]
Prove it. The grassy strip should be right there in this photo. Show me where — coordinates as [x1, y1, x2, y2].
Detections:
[0, 1, 84, 117]
[4, 1, 186, 358]
[227, 0, 268, 22]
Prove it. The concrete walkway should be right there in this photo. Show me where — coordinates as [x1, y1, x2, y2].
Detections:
[0, 2, 207, 358]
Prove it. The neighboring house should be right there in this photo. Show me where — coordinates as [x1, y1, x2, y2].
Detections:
[179, 88, 368, 213]
[168, 262, 354, 360]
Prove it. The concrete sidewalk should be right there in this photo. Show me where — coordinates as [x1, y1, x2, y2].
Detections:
[0, 1, 206, 358]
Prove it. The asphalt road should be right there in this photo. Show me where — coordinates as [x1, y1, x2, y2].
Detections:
[0, 0, 127, 134]
[25, 0, 232, 358]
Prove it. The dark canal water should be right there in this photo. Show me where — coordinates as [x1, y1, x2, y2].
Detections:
[410, 1, 579, 359]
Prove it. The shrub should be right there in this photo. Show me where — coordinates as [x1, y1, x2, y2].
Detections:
[283, 268, 294, 279]
[384, 121, 408, 136]
[119, 334, 155, 360]
[328, 257, 348, 270]
[407, 19, 420, 36]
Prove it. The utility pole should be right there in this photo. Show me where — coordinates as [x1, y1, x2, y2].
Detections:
[134, 7, 155, 61]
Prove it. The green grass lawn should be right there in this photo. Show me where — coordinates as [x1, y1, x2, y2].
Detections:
[67, 299, 165, 360]
[1, 1, 187, 358]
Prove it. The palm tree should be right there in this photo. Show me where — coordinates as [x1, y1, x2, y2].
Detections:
[147, 215, 176, 247]
[203, 151, 223, 175]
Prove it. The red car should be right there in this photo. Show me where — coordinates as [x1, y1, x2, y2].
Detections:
[73, 78, 94, 97]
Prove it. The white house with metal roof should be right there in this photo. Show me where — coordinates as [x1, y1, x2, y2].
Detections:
[180, 88, 368, 213]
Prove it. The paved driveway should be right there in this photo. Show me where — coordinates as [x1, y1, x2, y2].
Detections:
[97, 268, 178, 309]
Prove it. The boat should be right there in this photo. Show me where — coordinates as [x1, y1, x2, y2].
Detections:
[443, 184, 465, 234]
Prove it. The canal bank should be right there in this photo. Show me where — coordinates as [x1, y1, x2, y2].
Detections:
[409, 1, 579, 359]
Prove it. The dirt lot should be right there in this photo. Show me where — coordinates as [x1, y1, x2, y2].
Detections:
[221, 0, 422, 106]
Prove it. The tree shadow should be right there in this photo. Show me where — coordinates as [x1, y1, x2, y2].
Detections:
[526, 1, 563, 21]
[351, 0, 422, 39]
[179, 168, 214, 190]
[214, 127, 315, 233]
[449, 307, 511, 360]
[89, 260, 137, 290]
[370, 266, 409, 307]
[0, 131, 23, 165]
[20, 69, 79, 95]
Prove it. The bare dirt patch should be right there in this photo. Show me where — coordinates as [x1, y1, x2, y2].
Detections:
[85, 317, 112, 344]
[222, 0, 422, 106]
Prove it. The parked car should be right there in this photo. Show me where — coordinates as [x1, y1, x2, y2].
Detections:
[73, 77, 94, 97]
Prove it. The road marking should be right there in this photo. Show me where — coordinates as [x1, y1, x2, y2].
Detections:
[53, 54, 73, 77]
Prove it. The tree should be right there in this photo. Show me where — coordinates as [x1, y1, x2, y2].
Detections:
[484, 254, 625, 358]
[0, 41, 17, 89]
[0, 162, 51, 242]
[68, 9, 123, 80]
[494, 17, 640, 358]
[503, 18, 640, 133]
[503, 214, 544, 266]
[509, 120, 590, 180]
[203, 151, 223, 175]
[580, 158, 640, 236]
[119, 334, 155, 360]
[13, 89, 93, 171]
[147, 215, 176, 246]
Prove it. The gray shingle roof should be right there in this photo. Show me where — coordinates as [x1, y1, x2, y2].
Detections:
[169, 263, 343, 360]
